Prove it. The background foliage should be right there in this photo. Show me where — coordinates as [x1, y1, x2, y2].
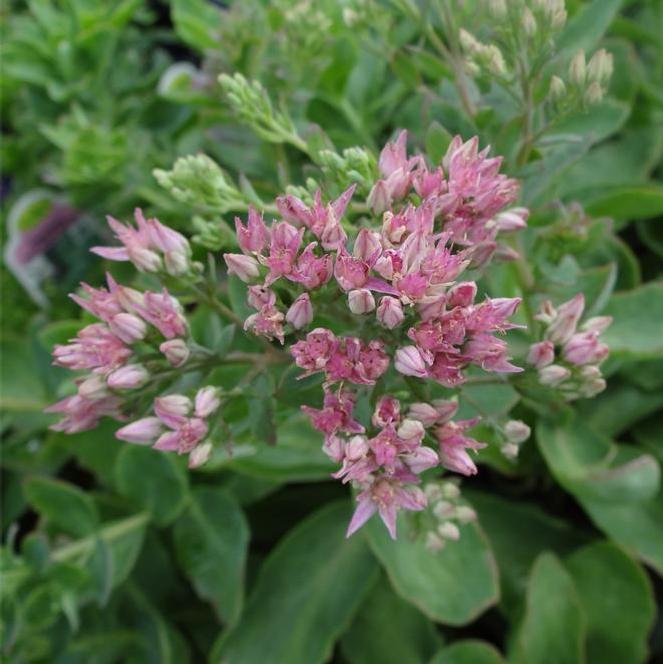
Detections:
[1, 0, 662, 662]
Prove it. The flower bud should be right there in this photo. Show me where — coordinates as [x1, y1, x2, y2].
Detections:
[487, 0, 507, 19]
[535, 300, 557, 324]
[522, 8, 537, 38]
[348, 289, 376, 315]
[367, 181, 390, 215]
[426, 531, 446, 552]
[223, 253, 260, 282]
[549, 75, 567, 101]
[502, 442, 520, 459]
[546, 293, 584, 344]
[438, 521, 460, 541]
[395, 346, 431, 378]
[377, 296, 404, 329]
[459, 28, 481, 55]
[160, 339, 190, 367]
[581, 316, 612, 333]
[486, 45, 506, 76]
[107, 363, 149, 390]
[131, 247, 163, 273]
[580, 377, 606, 398]
[433, 501, 455, 520]
[569, 50, 586, 87]
[189, 441, 213, 469]
[441, 482, 460, 499]
[587, 49, 613, 86]
[346, 435, 369, 461]
[323, 434, 345, 463]
[447, 282, 477, 307]
[407, 402, 440, 427]
[116, 417, 163, 444]
[77, 374, 108, 400]
[432, 398, 459, 423]
[504, 419, 531, 444]
[286, 293, 314, 329]
[584, 81, 604, 106]
[538, 364, 571, 386]
[110, 313, 147, 343]
[527, 340, 555, 368]
[494, 207, 529, 233]
[397, 418, 425, 442]
[455, 505, 477, 523]
[195, 386, 221, 418]
[563, 331, 609, 365]
[403, 446, 439, 474]
[155, 394, 192, 427]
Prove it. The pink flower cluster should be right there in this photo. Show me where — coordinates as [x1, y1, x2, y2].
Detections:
[225, 132, 528, 538]
[48, 273, 190, 434]
[528, 293, 611, 399]
[116, 387, 220, 467]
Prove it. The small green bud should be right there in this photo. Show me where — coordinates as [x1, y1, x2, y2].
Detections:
[569, 50, 586, 87]
[485, 45, 507, 75]
[548, 75, 567, 101]
[587, 49, 613, 86]
[459, 28, 481, 55]
[487, 0, 507, 19]
[584, 81, 604, 106]
[522, 8, 537, 38]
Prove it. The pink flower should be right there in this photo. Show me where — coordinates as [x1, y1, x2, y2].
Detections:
[493, 207, 529, 233]
[348, 289, 376, 314]
[160, 339, 190, 367]
[290, 243, 333, 290]
[372, 396, 401, 428]
[154, 417, 208, 454]
[402, 446, 439, 474]
[133, 290, 188, 339]
[436, 419, 484, 476]
[527, 341, 555, 368]
[224, 253, 261, 282]
[286, 293, 314, 330]
[107, 363, 149, 390]
[428, 353, 466, 387]
[447, 281, 477, 308]
[235, 206, 270, 254]
[52, 324, 132, 374]
[563, 331, 609, 365]
[290, 328, 338, 376]
[394, 345, 432, 378]
[464, 334, 522, 373]
[334, 250, 370, 291]
[244, 305, 285, 344]
[247, 286, 276, 310]
[353, 229, 382, 262]
[347, 477, 426, 539]
[302, 388, 364, 435]
[46, 393, 123, 434]
[195, 386, 221, 418]
[546, 294, 585, 344]
[262, 221, 304, 284]
[116, 417, 164, 444]
[376, 296, 404, 329]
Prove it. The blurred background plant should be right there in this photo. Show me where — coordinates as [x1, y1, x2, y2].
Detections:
[1, 0, 663, 662]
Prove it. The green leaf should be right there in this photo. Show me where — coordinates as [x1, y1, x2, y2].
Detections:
[585, 185, 663, 221]
[0, 339, 48, 412]
[365, 512, 499, 625]
[173, 487, 249, 625]
[602, 283, 663, 358]
[340, 575, 442, 664]
[538, 417, 663, 573]
[430, 640, 506, 664]
[565, 543, 655, 664]
[467, 490, 586, 619]
[425, 122, 453, 164]
[114, 446, 188, 526]
[24, 477, 99, 538]
[214, 501, 378, 664]
[170, 0, 222, 50]
[511, 553, 586, 664]
[557, 0, 624, 55]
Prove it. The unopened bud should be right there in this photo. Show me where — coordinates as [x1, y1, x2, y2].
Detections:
[527, 340, 555, 368]
[438, 521, 461, 541]
[188, 441, 213, 468]
[397, 418, 425, 442]
[377, 296, 404, 329]
[522, 8, 537, 37]
[587, 49, 613, 85]
[433, 501, 455, 520]
[549, 75, 567, 101]
[107, 363, 149, 390]
[584, 81, 604, 106]
[426, 531, 446, 552]
[110, 313, 147, 344]
[348, 289, 376, 315]
[538, 364, 571, 386]
[502, 442, 520, 459]
[441, 482, 460, 499]
[569, 50, 586, 87]
[487, 0, 507, 19]
[455, 505, 477, 523]
[486, 45, 506, 76]
[160, 339, 190, 367]
[459, 29, 481, 55]
[346, 435, 369, 461]
[504, 419, 531, 444]
[195, 386, 221, 418]
[286, 293, 314, 329]
[223, 253, 260, 282]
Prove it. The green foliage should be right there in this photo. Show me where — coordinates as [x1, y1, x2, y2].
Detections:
[2, 0, 663, 661]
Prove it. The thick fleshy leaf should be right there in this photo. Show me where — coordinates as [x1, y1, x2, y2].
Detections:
[340, 575, 442, 664]
[538, 417, 663, 573]
[602, 283, 663, 358]
[565, 542, 655, 664]
[511, 553, 586, 664]
[430, 640, 506, 664]
[173, 487, 249, 625]
[467, 490, 586, 619]
[214, 501, 378, 664]
[585, 185, 663, 221]
[364, 511, 498, 625]
[114, 446, 188, 526]
[24, 477, 99, 538]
